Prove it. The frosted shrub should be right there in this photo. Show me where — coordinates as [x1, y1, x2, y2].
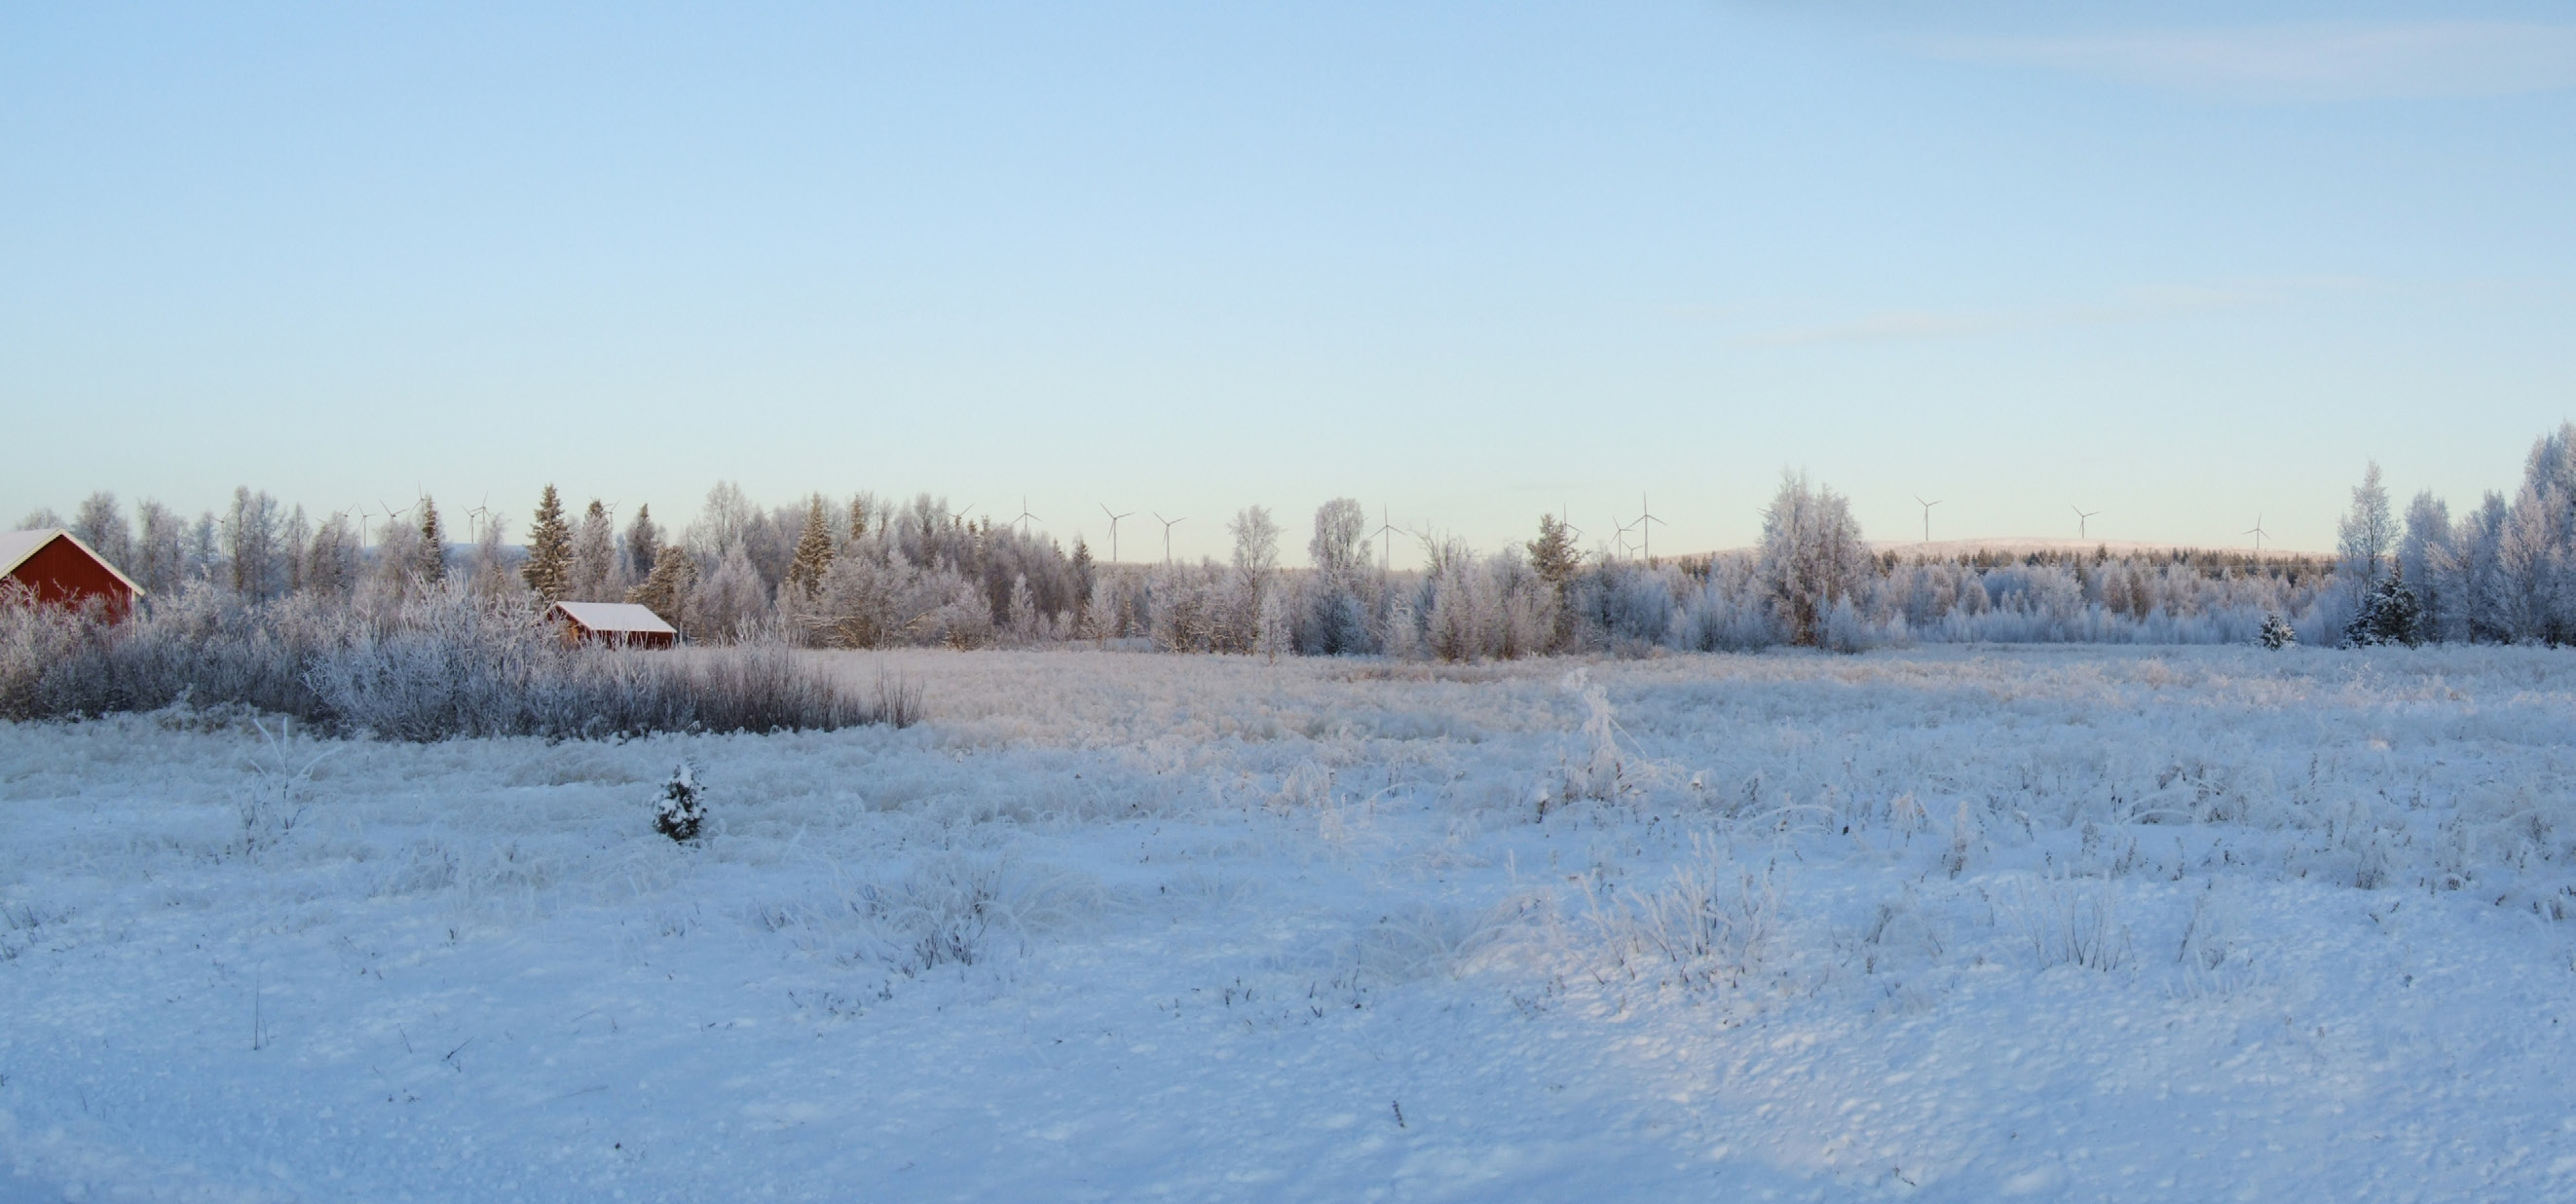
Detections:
[1, 584, 904, 739]
[2260, 612, 2296, 649]
[1598, 847, 1781, 993]
[1669, 561, 1776, 652]
[2008, 876, 2132, 972]
[1556, 669, 1626, 806]
[841, 853, 1101, 975]
[655, 763, 705, 842]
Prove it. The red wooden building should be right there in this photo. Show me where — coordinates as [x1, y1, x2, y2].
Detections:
[0, 528, 143, 621]
[547, 601, 679, 649]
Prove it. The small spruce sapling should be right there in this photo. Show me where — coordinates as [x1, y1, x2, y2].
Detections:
[655, 762, 705, 842]
[2259, 613, 2296, 650]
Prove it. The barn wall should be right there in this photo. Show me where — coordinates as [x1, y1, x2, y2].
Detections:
[7, 538, 135, 621]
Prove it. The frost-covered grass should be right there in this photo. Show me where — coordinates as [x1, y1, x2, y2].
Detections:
[5, 645, 2576, 1200]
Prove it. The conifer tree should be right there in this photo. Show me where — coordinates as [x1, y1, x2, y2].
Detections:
[522, 485, 575, 602]
[846, 496, 871, 546]
[1528, 513, 1583, 652]
[624, 505, 659, 582]
[787, 497, 835, 598]
[1070, 536, 1096, 629]
[1527, 514, 1580, 593]
[416, 496, 447, 585]
[629, 546, 697, 625]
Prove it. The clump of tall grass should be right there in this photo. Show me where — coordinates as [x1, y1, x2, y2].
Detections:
[0, 584, 913, 739]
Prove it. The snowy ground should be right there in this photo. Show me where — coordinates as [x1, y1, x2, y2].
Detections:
[6, 645, 2576, 1202]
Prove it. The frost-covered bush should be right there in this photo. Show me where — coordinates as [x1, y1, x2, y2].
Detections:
[0, 583, 905, 738]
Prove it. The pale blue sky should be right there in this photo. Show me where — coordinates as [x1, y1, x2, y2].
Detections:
[5, 2, 2571, 560]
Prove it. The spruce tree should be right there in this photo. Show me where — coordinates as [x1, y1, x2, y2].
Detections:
[786, 497, 835, 598]
[624, 505, 659, 582]
[2343, 562, 2425, 648]
[845, 496, 871, 546]
[1527, 514, 1580, 593]
[522, 484, 575, 602]
[629, 546, 697, 625]
[416, 496, 447, 585]
[1528, 513, 1582, 652]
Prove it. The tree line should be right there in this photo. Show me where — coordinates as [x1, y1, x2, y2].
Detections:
[35, 422, 2576, 658]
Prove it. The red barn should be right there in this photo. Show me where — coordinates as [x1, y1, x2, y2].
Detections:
[548, 601, 679, 649]
[0, 528, 143, 621]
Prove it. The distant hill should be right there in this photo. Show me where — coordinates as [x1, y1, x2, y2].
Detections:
[1869, 537, 2332, 559]
[1684, 537, 2333, 560]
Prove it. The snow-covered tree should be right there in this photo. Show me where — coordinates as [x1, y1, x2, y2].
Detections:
[2337, 462, 2396, 593]
[370, 508, 425, 598]
[845, 495, 874, 545]
[224, 487, 288, 600]
[1299, 499, 1371, 656]
[304, 510, 358, 598]
[280, 505, 312, 593]
[416, 497, 448, 586]
[184, 512, 220, 583]
[687, 545, 769, 641]
[522, 485, 575, 603]
[467, 512, 517, 599]
[2259, 612, 2296, 650]
[2451, 493, 2512, 643]
[2397, 491, 2453, 641]
[1758, 471, 1871, 647]
[654, 763, 704, 842]
[623, 504, 661, 583]
[1229, 506, 1280, 596]
[2501, 423, 2576, 643]
[1527, 513, 1582, 652]
[570, 499, 617, 601]
[630, 546, 698, 626]
[2343, 562, 2424, 648]
[786, 496, 835, 599]
[70, 492, 130, 569]
[131, 501, 185, 596]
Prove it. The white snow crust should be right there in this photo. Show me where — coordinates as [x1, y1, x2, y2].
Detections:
[5, 646, 2576, 1201]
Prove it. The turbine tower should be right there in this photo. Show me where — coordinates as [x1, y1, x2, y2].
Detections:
[1099, 504, 1134, 563]
[2072, 506, 2101, 541]
[1630, 493, 1667, 562]
[1152, 511, 1186, 566]
[1373, 506, 1402, 575]
[1915, 496, 1942, 545]
[2244, 513, 2269, 552]
[1010, 496, 1041, 538]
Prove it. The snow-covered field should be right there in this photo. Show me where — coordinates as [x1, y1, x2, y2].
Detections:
[7, 646, 2576, 1202]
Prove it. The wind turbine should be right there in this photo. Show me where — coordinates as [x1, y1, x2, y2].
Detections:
[1152, 511, 1186, 566]
[1373, 506, 1403, 575]
[1009, 496, 1041, 538]
[2244, 513, 2269, 552]
[1915, 496, 1943, 545]
[2072, 506, 2100, 541]
[1099, 504, 1133, 563]
[1630, 493, 1667, 562]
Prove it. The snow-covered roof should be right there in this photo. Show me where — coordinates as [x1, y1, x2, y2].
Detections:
[549, 600, 679, 634]
[0, 528, 145, 595]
